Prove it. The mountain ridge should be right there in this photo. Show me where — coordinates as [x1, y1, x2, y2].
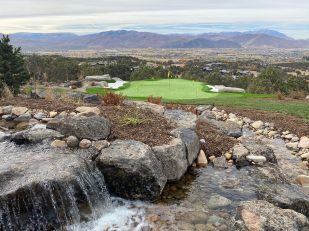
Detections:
[1, 30, 309, 51]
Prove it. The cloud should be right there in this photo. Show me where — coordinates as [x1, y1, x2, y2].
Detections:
[0, 0, 308, 38]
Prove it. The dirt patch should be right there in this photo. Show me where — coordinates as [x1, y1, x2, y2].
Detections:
[196, 120, 238, 158]
[219, 106, 309, 137]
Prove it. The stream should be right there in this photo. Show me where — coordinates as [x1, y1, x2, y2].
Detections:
[0, 128, 308, 230]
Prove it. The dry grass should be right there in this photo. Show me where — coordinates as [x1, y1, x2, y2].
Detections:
[1, 84, 14, 99]
[44, 88, 56, 102]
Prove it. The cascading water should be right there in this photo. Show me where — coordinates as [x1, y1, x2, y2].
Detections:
[0, 141, 148, 231]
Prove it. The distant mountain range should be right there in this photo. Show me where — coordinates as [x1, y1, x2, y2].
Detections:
[1, 29, 309, 51]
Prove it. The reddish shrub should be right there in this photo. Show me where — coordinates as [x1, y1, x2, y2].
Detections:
[147, 96, 162, 105]
[102, 91, 126, 105]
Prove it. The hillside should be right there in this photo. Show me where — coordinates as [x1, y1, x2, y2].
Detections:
[1, 30, 309, 51]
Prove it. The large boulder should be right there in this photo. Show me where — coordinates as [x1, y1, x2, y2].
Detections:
[171, 128, 200, 165]
[152, 138, 187, 181]
[11, 128, 64, 143]
[235, 200, 309, 231]
[0, 142, 110, 230]
[163, 109, 196, 129]
[47, 116, 111, 141]
[96, 140, 167, 201]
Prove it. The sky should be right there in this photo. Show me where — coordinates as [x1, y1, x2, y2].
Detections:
[0, 0, 308, 39]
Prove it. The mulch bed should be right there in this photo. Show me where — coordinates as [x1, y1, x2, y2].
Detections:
[218, 106, 309, 137]
[0, 98, 175, 147]
[100, 106, 175, 146]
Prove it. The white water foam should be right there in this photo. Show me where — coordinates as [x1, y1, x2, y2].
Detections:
[67, 198, 150, 231]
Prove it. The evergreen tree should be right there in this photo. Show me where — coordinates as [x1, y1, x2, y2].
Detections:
[0, 35, 30, 95]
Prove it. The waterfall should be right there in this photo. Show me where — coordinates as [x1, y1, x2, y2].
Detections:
[0, 167, 111, 231]
[0, 142, 111, 231]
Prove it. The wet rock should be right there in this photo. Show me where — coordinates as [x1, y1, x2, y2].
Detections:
[153, 138, 187, 181]
[232, 144, 250, 167]
[0, 143, 109, 230]
[51, 139, 66, 148]
[96, 140, 167, 200]
[75, 106, 100, 117]
[251, 121, 264, 129]
[11, 128, 64, 144]
[236, 200, 309, 231]
[66, 135, 79, 148]
[171, 128, 200, 165]
[213, 156, 228, 168]
[244, 143, 277, 163]
[208, 194, 232, 208]
[197, 150, 208, 167]
[299, 137, 309, 149]
[178, 222, 195, 230]
[195, 224, 213, 231]
[11, 107, 28, 116]
[47, 116, 111, 141]
[256, 180, 309, 217]
[164, 109, 196, 129]
[79, 139, 92, 149]
[207, 215, 226, 226]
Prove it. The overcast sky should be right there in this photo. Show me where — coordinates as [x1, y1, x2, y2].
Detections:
[1, 0, 308, 38]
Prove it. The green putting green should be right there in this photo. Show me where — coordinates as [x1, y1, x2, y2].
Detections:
[85, 79, 309, 119]
[115, 79, 217, 100]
